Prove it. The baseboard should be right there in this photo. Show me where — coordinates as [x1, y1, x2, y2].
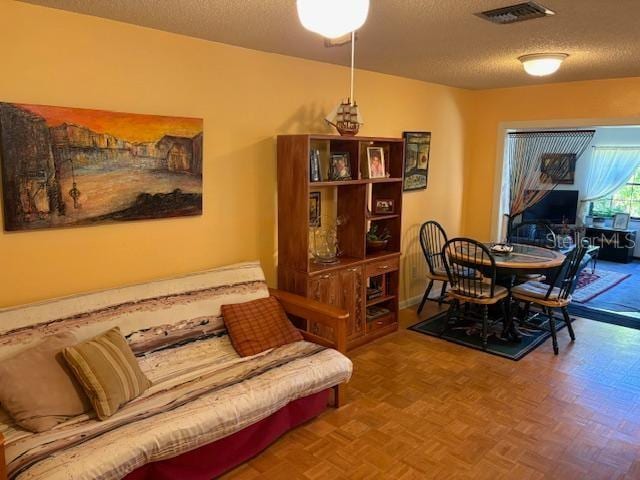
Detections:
[400, 281, 447, 310]
[399, 295, 422, 310]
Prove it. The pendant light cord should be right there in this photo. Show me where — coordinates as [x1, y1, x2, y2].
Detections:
[350, 31, 355, 106]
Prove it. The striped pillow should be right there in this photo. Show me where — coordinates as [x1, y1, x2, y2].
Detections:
[63, 328, 151, 420]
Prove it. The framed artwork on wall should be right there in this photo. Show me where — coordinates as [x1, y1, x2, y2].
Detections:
[403, 131, 431, 191]
[540, 153, 576, 185]
[0, 102, 203, 232]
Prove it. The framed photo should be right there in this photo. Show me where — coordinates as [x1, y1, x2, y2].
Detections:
[374, 198, 394, 215]
[540, 153, 576, 185]
[613, 212, 630, 230]
[403, 132, 431, 191]
[366, 147, 386, 179]
[309, 192, 321, 227]
[328, 152, 352, 181]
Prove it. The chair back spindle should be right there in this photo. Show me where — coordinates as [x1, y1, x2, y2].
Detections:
[545, 241, 589, 300]
[443, 238, 497, 299]
[419, 221, 448, 277]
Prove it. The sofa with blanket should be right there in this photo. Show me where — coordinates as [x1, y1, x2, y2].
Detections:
[0, 262, 353, 480]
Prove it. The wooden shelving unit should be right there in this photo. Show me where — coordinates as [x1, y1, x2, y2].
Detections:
[277, 134, 404, 351]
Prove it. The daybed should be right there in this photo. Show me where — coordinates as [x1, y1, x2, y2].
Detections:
[0, 262, 352, 480]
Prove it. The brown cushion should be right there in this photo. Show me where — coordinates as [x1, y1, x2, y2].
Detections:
[63, 328, 152, 420]
[0, 332, 92, 432]
[222, 296, 303, 357]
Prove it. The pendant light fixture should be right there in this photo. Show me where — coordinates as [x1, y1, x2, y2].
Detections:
[519, 53, 568, 76]
[296, 0, 370, 39]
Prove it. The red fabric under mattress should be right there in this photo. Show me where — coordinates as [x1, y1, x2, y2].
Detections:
[124, 388, 331, 480]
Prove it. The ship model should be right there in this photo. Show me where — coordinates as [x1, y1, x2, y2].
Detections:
[325, 98, 363, 136]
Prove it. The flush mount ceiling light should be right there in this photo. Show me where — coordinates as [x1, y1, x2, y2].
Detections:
[519, 53, 568, 76]
[296, 0, 370, 39]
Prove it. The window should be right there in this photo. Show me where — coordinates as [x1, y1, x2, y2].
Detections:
[591, 166, 640, 218]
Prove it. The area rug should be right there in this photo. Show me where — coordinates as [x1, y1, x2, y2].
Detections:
[572, 270, 631, 303]
[409, 311, 566, 361]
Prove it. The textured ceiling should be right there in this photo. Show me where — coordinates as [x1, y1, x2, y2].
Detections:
[18, 0, 640, 89]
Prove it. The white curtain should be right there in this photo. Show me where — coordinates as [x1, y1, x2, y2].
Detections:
[578, 146, 640, 222]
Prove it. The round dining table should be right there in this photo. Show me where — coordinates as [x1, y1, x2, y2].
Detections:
[483, 243, 565, 271]
[451, 243, 566, 341]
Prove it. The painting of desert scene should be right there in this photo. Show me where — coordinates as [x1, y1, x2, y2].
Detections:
[0, 102, 203, 231]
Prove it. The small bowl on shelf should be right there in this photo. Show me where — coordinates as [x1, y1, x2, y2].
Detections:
[366, 239, 389, 253]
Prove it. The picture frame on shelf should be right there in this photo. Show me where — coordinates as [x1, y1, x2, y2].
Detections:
[309, 192, 321, 227]
[613, 212, 630, 230]
[366, 146, 386, 179]
[373, 198, 395, 215]
[540, 153, 576, 185]
[403, 131, 431, 191]
[328, 152, 352, 181]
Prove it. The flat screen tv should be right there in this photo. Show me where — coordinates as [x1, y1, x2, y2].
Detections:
[522, 190, 579, 224]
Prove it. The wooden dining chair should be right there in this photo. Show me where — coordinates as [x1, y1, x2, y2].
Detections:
[511, 242, 589, 355]
[417, 221, 450, 313]
[442, 238, 510, 350]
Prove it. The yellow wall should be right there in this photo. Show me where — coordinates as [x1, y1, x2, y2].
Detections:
[0, 0, 470, 307]
[464, 77, 640, 240]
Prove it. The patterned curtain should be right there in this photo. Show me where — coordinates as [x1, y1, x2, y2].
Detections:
[506, 130, 595, 233]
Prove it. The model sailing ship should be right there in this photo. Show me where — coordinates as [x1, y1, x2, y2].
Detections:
[325, 98, 363, 136]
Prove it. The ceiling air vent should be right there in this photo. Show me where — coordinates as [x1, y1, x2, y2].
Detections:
[477, 2, 555, 25]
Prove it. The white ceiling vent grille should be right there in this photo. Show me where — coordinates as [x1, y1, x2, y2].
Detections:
[477, 2, 555, 25]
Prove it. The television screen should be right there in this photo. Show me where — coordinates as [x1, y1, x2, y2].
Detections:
[523, 190, 579, 224]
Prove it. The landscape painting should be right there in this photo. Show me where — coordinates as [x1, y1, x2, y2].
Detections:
[0, 102, 203, 232]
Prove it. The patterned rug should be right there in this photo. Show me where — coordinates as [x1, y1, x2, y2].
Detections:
[409, 311, 566, 361]
[572, 270, 631, 303]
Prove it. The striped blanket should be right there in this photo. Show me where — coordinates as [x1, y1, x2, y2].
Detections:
[0, 262, 353, 479]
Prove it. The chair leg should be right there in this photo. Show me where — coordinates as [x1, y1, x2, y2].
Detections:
[417, 279, 434, 314]
[481, 305, 489, 350]
[561, 306, 575, 341]
[545, 307, 559, 355]
[500, 300, 510, 327]
[522, 302, 531, 322]
[438, 281, 447, 306]
[442, 299, 457, 337]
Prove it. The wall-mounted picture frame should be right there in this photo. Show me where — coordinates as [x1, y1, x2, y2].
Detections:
[328, 152, 352, 181]
[309, 192, 321, 227]
[366, 146, 386, 179]
[0, 102, 203, 232]
[613, 212, 630, 230]
[373, 198, 394, 215]
[540, 153, 577, 185]
[403, 131, 431, 191]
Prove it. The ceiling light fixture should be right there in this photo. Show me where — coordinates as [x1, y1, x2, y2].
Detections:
[296, 0, 370, 39]
[519, 53, 568, 76]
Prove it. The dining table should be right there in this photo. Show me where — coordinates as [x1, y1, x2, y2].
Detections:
[451, 243, 566, 341]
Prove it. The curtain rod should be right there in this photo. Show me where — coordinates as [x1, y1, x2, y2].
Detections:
[592, 145, 640, 149]
[509, 130, 596, 135]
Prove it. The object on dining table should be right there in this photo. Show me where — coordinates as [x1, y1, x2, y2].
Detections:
[490, 243, 514, 256]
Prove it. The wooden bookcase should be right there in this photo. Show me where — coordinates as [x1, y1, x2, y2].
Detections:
[277, 134, 404, 351]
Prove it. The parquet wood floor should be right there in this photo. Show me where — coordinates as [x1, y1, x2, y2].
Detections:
[223, 304, 640, 479]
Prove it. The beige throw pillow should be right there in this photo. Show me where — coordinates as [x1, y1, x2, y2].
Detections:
[63, 327, 151, 420]
[0, 332, 92, 432]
